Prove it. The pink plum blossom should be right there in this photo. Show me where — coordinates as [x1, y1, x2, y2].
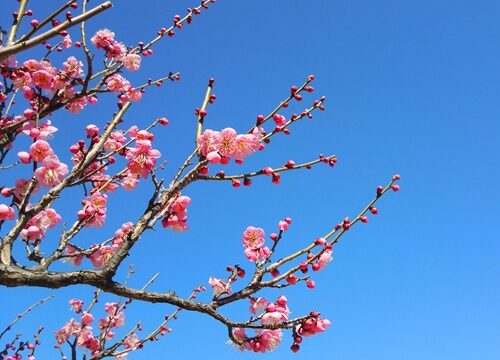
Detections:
[106, 74, 130, 92]
[244, 246, 270, 261]
[91, 29, 116, 49]
[197, 129, 221, 156]
[66, 245, 84, 266]
[106, 42, 127, 60]
[208, 277, 231, 297]
[22, 120, 58, 140]
[124, 333, 140, 349]
[249, 297, 269, 314]
[65, 96, 88, 113]
[63, 56, 83, 78]
[242, 226, 265, 250]
[69, 299, 84, 313]
[104, 130, 127, 152]
[81, 312, 94, 325]
[62, 34, 72, 48]
[278, 220, 289, 231]
[89, 245, 116, 267]
[231, 328, 282, 353]
[34, 156, 69, 187]
[78, 192, 108, 227]
[32, 70, 54, 89]
[232, 133, 260, 161]
[296, 317, 331, 337]
[29, 139, 53, 162]
[122, 53, 141, 71]
[121, 173, 139, 190]
[20, 208, 61, 241]
[316, 249, 333, 270]
[162, 195, 191, 231]
[218, 128, 237, 157]
[126, 140, 161, 178]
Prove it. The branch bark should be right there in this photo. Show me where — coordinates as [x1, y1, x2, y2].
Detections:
[0, 1, 112, 59]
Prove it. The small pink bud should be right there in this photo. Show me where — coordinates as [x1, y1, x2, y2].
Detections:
[158, 117, 169, 125]
[27, 225, 40, 238]
[306, 280, 315, 289]
[266, 303, 276, 312]
[391, 184, 400, 192]
[17, 151, 31, 164]
[81, 312, 94, 325]
[220, 156, 230, 165]
[277, 295, 287, 306]
[85, 124, 99, 138]
[262, 166, 273, 175]
[360, 215, 368, 223]
[0, 204, 15, 220]
[314, 237, 326, 245]
[199, 166, 209, 175]
[1, 188, 13, 197]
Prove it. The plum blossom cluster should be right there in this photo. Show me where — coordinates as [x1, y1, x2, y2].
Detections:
[69, 125, 163, 194]
[232, 328, 282, 353]
[1, 55, 97, 114]
[125, 128, 161, 179]
[208, 277, 232, 297]
[242, 226, 270, 262]
[0, 0, 402, 356]
[290, 312, 331, 352]
[50, 284, 208, 360]
[20, 208, 61, 242]
[161, 195, 191, 231]
[91, 29, 141, 71]
[55, 299, 130, 358]
[88, 222, 134, 268]
[231, 296, 330, 353]
[230, 296, 288, 353]
[77, 192, 108, 228]
[197, 127, 261, 164]
[65, 222, 134, 268]
[91, 29, 143, 102]
[30, 140, 69, 187]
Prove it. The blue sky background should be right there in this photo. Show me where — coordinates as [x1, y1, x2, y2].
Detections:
[1, 0, 499, 359]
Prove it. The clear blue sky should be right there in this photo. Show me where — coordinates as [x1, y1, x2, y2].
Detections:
[1, 0, 499, 359]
